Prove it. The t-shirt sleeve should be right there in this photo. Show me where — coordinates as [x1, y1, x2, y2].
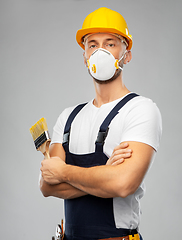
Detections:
[120, 99, 162, 151]
[51, 107, 74, 145]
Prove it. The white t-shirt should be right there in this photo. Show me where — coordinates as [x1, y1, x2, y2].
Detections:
[51, 94, 162, 229]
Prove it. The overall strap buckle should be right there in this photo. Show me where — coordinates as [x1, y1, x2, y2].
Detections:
[63, 132, 70, 144]
[95, 127, 109, 145]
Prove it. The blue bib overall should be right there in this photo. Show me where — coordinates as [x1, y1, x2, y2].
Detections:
[62, 93, 139, 240]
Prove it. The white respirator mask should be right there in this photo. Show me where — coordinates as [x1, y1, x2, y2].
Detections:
[87, 48, 126, 81]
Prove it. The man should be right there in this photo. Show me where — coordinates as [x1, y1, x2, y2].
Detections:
[40, 7, 162, 240]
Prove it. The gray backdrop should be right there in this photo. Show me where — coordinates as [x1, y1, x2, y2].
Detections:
[1, 0, 181, 239]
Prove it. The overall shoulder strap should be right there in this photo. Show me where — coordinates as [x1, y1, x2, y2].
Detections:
[63, 103, 87, 146]
[95, 93, 139, 152]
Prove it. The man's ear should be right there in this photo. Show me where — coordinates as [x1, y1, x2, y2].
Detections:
[124, 51, 132, 64]
[83, 52, 87, 66]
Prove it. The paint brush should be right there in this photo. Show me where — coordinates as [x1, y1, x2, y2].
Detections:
[29, 117, 51, 159]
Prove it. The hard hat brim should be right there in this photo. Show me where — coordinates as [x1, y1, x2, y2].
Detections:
[76, 27, 132, 50]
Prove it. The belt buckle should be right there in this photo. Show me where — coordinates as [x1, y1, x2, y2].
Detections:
[129, 233, 140, 240]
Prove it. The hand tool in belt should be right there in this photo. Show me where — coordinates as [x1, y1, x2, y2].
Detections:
[52, 219, 64, 240]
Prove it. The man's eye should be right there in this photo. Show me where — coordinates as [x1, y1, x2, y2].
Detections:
[90, 45, 96, 49]
[107, 43, 115, 47]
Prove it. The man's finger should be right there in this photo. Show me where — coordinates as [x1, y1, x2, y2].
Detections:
[112, 158, 125, 166]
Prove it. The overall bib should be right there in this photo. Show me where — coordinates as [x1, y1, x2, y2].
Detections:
[62, 93, 139, 240]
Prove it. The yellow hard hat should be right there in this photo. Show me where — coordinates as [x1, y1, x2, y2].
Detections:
[76, 7, 133, 50]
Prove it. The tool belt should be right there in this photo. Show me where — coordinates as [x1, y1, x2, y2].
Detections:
[52, 219, 140, 240]
[99, 233, 140, 240]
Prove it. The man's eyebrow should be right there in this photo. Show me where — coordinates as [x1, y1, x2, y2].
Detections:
[87, 39, 98, 44]
[87, 38, 117, 44]
[105, 38, 117, 41]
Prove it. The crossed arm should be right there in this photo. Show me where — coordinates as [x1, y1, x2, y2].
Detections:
[40, 141, 154, 199]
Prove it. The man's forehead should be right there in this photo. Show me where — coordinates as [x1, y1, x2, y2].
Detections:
[84, 33, 127, 45]
[85, 33, 120, 41]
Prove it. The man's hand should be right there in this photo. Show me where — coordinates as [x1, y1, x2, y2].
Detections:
[40, 157, 65, 185]
[106, 142, 132, 166]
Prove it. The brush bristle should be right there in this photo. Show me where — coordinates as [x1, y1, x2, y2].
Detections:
[30, 117, 48, 141]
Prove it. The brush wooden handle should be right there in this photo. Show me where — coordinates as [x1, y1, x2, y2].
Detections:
[38, 140, 51, 159]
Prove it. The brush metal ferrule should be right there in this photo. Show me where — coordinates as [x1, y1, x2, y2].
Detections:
[34, 130, 51, 149]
